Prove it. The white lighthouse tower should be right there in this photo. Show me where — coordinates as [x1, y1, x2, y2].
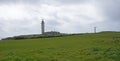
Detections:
[41, 19, 45, 34]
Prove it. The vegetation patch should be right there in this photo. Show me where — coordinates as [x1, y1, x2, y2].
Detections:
[0, 32, 120, 61]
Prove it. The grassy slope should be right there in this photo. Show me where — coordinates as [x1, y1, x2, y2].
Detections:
[0, 32, 120, 61]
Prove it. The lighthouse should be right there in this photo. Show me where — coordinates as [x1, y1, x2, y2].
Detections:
[41, 19, 45, 34]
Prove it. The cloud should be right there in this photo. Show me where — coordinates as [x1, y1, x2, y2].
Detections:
[0, 0, 40, 4]
[55, 0, 90, 4]
[0, 4, 30, 20]
[0, 0, 120, 39]
[96, 0, 120, 21]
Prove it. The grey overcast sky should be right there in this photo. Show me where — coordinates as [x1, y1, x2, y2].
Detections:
[0, 0, 120, 39]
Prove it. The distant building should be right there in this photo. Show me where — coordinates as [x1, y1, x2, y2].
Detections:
[44, 31, 61, 36]
[41, 19, 61, 35]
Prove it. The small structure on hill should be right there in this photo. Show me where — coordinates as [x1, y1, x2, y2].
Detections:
[41, 19, 61, 36]
[44, 31, 61, 36]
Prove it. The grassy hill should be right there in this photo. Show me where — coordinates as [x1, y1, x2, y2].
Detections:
[0, 32, 120, 61]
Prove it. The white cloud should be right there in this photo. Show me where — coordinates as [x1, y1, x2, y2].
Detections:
[0, 0, 119, 39]
[57, 3, 103, 24]
[0, 3, 103, 38]
[0, 4, 30, 20]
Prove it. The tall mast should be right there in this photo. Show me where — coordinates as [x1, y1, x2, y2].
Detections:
[94, 27, 96, 33]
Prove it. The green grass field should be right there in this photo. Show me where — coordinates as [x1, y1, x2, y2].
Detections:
[0, 32, 120, 61]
